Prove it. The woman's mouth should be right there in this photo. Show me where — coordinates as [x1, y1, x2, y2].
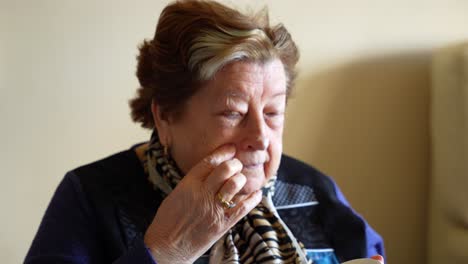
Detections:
[242, 163, 263, 170]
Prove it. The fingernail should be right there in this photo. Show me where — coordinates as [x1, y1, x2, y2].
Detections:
[370, 255, 384, 263]
[220, 145, 236, 158]
[208, 145, 236, 166]
[232, 158, 243, 168]
[224, 143, 236, 152]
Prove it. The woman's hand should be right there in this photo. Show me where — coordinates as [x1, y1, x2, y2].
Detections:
[143, 144, 263, 264]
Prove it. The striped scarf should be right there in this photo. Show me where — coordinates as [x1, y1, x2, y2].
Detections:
[144, 131, 311, 264]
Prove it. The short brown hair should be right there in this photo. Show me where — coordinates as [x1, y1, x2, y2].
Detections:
[130, 0, 299, 129]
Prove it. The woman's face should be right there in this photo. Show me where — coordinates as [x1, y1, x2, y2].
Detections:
[160, 59, 287, 194]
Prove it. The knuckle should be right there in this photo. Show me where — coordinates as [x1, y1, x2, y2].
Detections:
[218, 161, 231, 172]
[237, 173, 247, 184]
[235, 202, 250, 216]
[224, 179, 239, 193]
[236, 202, 251, 217]
[228, 175, 245, 191]
[226, 159, 242, 173]
[218, 161, 238, 176]
[212, 159, 243, 178]
[232, 158, 243, 169]
[201, 156, 216, 169]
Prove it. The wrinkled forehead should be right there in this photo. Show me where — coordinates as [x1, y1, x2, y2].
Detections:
[209, 59, 287, 100]
[216, 59, 286, 78]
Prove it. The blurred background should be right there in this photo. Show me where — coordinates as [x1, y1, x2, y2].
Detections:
[2, 0, 468, 263]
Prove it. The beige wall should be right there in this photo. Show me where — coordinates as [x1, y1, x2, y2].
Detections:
[429, 43, 468, 264]
[2, 1, 468, 263]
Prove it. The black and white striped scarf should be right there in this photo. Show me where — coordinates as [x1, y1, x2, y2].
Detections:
[144, 131, 311, 264]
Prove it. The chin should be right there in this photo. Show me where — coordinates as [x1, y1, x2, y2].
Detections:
[239, 174, 265, 195]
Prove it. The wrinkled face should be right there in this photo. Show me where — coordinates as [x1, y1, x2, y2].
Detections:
[159, 59, 287, 194]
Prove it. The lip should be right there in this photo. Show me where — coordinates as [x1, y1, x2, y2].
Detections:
[242, 163, 264, 170]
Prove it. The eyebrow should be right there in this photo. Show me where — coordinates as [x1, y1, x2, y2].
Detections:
[222, 91, 286, 101]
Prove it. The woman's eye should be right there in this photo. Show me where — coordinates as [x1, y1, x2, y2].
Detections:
[265, 111, 284, 118]
[222, 111, 243, 119]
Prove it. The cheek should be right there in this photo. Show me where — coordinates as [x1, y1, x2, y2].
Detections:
[265, 135, 283, 178]
[171, 123, 219, 173]
[208, 125, 238, 145]
[196, 126, 237, 159]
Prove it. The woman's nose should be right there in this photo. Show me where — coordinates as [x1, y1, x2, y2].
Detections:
[240, 113, 269, 151]
[245, 136, 268, 150]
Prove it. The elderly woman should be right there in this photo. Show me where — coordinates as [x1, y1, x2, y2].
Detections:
[25, 1, 384, 264]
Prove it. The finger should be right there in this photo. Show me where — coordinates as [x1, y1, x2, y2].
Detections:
[205, 158, 242, 191]
[216, 173, 246, 204]
[370, 255, 384, 264]
[225, 189, 262, 224]
[187, 144, 236, 180]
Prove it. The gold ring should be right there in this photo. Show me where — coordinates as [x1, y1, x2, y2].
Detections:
[217, 193, 236, 209]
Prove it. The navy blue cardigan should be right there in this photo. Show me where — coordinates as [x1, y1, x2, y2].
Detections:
[25, 146, 384, 263]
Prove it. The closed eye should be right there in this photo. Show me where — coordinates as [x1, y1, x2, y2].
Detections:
[222, 111, 244, 119]
[265, 112, 284, 118]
